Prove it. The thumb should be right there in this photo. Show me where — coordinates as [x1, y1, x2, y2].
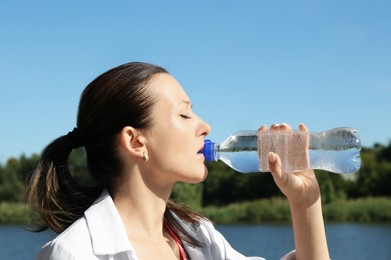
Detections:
[268, 152, 289, 189]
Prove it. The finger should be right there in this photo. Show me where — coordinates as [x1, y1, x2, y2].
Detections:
[271, 123, 292, 132]
[257, 124, 268, 135]
[299, 123, 310, 148]
[280, 122, 292, 131]
[268, 152, 289, 188]
[299, 123, 308, 132]
[270, 123, 280, 133]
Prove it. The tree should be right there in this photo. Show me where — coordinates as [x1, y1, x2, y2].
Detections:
[69, 148, 92, 186]
[0, 158, 25, 202]
[172, 182, 203, 209]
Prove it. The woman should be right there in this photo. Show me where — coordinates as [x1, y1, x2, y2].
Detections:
[26, 62, 329, 260]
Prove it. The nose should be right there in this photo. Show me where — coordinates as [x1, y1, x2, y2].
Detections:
[200, 118, 211, 137]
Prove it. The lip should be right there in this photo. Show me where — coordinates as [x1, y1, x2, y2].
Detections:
[197, 143, 205, 154]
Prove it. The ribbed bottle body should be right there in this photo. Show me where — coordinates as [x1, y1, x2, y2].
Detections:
[204, 127, 361, 174]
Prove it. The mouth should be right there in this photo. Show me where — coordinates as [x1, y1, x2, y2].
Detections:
[197, 143, 205, 155]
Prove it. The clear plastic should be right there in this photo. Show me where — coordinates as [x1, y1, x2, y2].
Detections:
[202, 127, 361, 174]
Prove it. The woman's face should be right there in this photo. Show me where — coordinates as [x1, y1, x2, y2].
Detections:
[143, 73, 211, 184]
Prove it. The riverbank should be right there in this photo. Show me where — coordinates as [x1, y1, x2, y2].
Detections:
[0, 202, 34, 225]
[1, 197, 391, 225]
[202, 197, 391, 224]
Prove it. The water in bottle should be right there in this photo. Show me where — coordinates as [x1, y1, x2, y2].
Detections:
[201, 127, 361, 174]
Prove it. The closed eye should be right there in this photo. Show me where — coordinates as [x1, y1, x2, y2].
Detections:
[180, 114, 192, 119]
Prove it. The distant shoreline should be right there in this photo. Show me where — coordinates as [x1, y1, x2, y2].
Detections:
[2, 197, 391, 225]
[202, 197, 391, 224]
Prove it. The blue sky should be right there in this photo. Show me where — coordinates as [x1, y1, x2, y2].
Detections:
[1, 1, 390, 163]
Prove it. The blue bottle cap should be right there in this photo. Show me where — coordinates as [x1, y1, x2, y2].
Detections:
[201, 139, 215, 161]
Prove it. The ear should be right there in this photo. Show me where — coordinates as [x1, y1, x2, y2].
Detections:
[118, 126, 147, 159]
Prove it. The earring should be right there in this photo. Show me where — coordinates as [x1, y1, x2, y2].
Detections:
[143, 151, 149, 161]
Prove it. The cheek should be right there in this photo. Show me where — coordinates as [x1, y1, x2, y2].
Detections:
[148, 140, 182, 174]
[149, 148, 207, 183]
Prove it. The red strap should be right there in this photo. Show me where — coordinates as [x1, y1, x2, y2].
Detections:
[164, 221, 188, 260]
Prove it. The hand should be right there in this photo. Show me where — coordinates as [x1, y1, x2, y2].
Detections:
[258, 123, 321, 208]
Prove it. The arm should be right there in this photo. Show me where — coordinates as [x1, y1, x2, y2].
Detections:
[261, 123, 330, 260]
[289, 193, 329, 260]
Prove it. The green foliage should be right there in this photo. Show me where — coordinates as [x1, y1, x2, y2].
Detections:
[316, 171, 347, 203]
[202, 197, 291, 224]
[202, 161, 281, 206]
[69, 148, 93, 186]
[172, 182, 203, 209]
[352, 144, 391, 197]
[202, 197, 391, 224]
[2, 197, 391, 225]
[0, 154, 39, 202]
[0, 202, 35, 224]
[323, 197, 391, 223]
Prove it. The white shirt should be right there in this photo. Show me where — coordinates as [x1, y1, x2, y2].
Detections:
[36, 190, 295, 260]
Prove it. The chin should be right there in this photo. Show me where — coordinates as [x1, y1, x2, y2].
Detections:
[186, 166, 208, 184]
[201, 166, 209, 181]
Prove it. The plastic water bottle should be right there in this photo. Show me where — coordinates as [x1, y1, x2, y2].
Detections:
[201, 127, 361, 174]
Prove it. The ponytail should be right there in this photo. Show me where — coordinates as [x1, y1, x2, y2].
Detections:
[26, 133, 101, 233]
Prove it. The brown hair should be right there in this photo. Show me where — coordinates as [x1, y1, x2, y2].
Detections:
[26, 62, 204, 247]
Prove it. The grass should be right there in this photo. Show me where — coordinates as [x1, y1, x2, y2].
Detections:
[202, 197, 391, 224]
[323, 197, 391, 223]
[0, 202, 35, 225]
[1, 197, 391, 225]
[201, 197, 291, 224]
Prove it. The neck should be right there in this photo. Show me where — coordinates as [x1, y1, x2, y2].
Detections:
[111, 166, 174, 240]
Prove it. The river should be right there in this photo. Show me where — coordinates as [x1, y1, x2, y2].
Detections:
[1, 223, 390, 259]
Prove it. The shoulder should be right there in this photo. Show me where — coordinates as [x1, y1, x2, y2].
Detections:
[36, 217, 95, 260]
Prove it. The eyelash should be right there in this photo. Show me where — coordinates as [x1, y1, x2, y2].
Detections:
[180, 114, 192, 119]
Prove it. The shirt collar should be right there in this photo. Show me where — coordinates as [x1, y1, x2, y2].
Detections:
[84, 189, 137, 257]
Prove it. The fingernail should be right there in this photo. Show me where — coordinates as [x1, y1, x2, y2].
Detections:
[272, 124, 280, 128]
[268, 152, 276, 163]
